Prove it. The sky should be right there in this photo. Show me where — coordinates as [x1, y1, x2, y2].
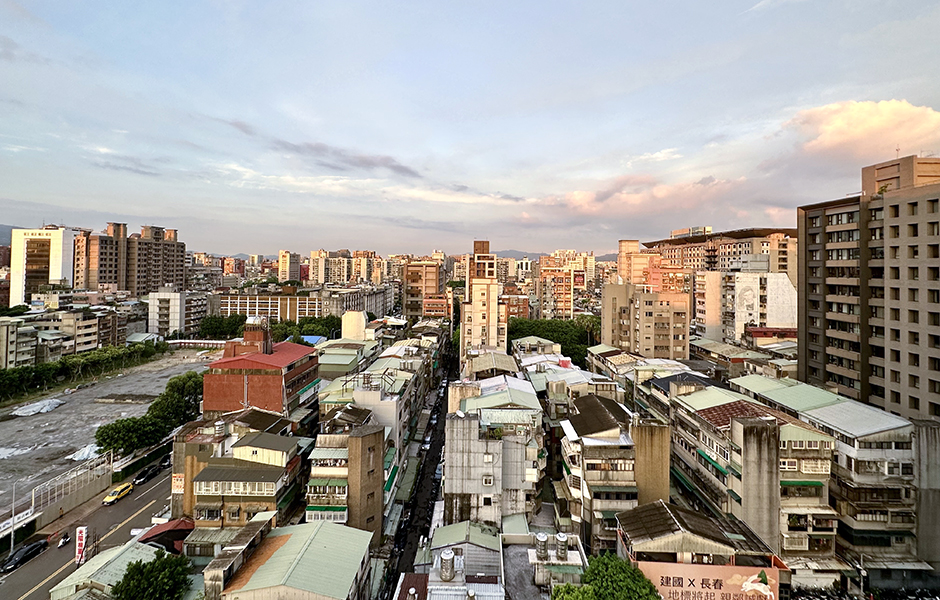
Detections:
[2, 0, 940, 256]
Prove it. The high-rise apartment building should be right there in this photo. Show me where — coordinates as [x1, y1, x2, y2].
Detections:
[403, 259, 443, 320]
[148, 285, 215, 337]
[278, 250, 301, 282]
[694, 271, 798, 343]
[459, 241, 507, 359]
[798, 155, 940, 419]
[533, 256, 583, 319]
[644, 228, 798, 285]
[601, 282, 691, 359]
[9, 226, 79, 307]
[616, 240, 661, 285]
[73, 223, 186, 296]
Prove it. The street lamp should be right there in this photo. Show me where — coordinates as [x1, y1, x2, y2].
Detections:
[9, 476, 28, 557]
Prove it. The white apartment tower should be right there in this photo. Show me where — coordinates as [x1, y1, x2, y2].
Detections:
[460, 241, 507, 362]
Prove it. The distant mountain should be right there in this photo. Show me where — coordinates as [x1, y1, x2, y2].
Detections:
[493, 250, 548, 260]
[596, 253, 617, 261]
[0, 224, 24, 246]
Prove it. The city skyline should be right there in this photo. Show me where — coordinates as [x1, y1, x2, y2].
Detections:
[3, 1, 940, 255]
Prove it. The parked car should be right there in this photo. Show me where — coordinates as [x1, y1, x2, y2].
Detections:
[1, 540, 48, 573]
[133, 465, 160, 485]
[103, 482, 133, 505]
[158, 455, 171, 470]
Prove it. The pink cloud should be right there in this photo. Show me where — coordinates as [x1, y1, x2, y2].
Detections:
[786, 99, 940, 160]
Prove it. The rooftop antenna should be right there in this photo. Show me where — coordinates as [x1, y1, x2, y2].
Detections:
[896, 144, 900, 159]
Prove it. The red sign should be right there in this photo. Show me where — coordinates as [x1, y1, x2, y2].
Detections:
[75, 526, 87, 565]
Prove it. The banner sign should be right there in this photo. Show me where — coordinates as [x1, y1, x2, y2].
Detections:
[637, 562, 780, 600]
[75, 526, 88, 565]
[171, 473, 185, 494]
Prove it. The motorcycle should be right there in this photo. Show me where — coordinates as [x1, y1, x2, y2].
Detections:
[57, 533, 70, 549]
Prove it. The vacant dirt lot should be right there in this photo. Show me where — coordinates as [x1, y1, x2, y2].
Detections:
[0, 348, 222, 505]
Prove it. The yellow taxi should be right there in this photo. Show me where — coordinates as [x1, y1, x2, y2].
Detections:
[103, 482, 134, 505]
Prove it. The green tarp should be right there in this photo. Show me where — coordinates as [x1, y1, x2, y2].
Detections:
[697, 449, 729, 475]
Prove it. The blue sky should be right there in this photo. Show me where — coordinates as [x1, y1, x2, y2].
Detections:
[2, 0, 940, 256]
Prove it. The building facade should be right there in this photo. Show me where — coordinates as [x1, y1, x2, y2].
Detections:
[9, 226, 79, 307]
[601, 282, 691, 360]
[797, 155, 940, 418]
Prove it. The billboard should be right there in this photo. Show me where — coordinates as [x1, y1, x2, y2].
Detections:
[171, 473, 185, 494]
[637, 562, 780, 600]
[75, 526, 87, 565]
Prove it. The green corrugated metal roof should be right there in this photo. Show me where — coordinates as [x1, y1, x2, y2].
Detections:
[697, 448, 729, 475]
[431, 520, 501, 552]
[306, 505, 347, 512]
[384, 447, 397, 470]
[546, 564, 584, 574]
[679, 387, 751, 411]
[308, 478, 330, 487]
[395, 457, 420, 502]
[231, 521, 371, 599]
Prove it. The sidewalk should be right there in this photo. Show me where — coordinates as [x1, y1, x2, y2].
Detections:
[34, 485, 115, 541]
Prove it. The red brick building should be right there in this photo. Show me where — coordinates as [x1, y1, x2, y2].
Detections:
[203, 318, 319, 424]
[501, 294, 530, 319]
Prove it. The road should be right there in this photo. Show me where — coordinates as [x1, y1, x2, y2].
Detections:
[0, 473, 171, 600]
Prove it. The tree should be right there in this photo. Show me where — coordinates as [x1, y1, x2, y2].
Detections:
[95, 415, 170, 455]
[553, 584, 596, 600]
[0, 304, 30, 318]
[579, 553, 660, 600]
[111, 550, 191, 600]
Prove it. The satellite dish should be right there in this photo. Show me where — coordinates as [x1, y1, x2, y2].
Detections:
[455, 410, 465, 418]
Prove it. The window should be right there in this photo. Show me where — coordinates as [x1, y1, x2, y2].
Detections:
[910, 245, 920, 259]
[910, 267, 920, 280]
[780, 440, 787, 450]
[366, 516, 375, 524]
[910, 332, 920, 345]
[483, 453, 494, 463]
[482, 475, 493, 486]
[910, 353, 920, 367]
[807, 440, 820, 450]
[791, 440, 805, 449]
[930, 199, 939, 213]
[890, 225, 899, 238]
[780, 459, 798, 471]
[909, 396, 920, 410]
[909, 202, 919, 216]
[909, 310, 920, 324]
[483, 496, 493, 506]
[890, 205, 900, 218]
[909, 224, 919, 237]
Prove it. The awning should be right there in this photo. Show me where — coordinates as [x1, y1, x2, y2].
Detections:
[553, 481, 572, 502]
[591, 485, 638, 494]
[671, 466, 694, 491]
[306, 505, 347, 512]
[244, 504, 270, 512]
[727, 489, 742, 502]
[384, 465, 399, 492]
[562, 461, 571, 475]
[781, 480, 824, 487]
[697, 449, 728, 475]
[308, 478, 331, 487]
[194, 502, 222, 510]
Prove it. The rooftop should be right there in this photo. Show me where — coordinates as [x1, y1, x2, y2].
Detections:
[802, 401, 911, 439]
[675, 386, 751, 412]
[210, 341, 315, 370]
[192, 458, 284, 483]
[617, 500, 774, 555]
[50, 541, 160, 598]
[430, 520, 501, 553]
[223, 520, 372, 600]
[232, 431, 298, 453]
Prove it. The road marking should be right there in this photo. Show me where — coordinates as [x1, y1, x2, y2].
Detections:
[135, 476, 169, 501]
[16, 498, 158, 600]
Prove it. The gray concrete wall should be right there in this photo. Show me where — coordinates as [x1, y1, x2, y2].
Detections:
[35, 469, 112, 530]
[734, 417, 780, 554]
[915, 420, 940, 570]
[633, 422, 671, 506]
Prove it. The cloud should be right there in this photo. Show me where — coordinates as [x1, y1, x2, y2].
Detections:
[93, 161, 161, 176]
[785, 99, 940, 160]
[270, 138, 422, 178]
[743, 0, 809, 13]
[214, 116, 422, 178]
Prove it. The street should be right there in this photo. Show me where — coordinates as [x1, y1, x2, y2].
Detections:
[0, 472, 171, 600]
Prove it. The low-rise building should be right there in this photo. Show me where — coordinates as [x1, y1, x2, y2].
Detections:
[443, 375, 545, 526]
[202, 317, 319, 422]
[601, 282, 691, 360]
[616, 500, 791, 600]
[148, 286, 215, 338]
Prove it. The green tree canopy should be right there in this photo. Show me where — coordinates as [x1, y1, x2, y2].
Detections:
[578, 553, 660, 600]
[507, 317, 597, 368]
[198, 314, 246, 340]
[0, 304, 30, 317]
[95, 415, 170, 455]
[553, 584, 596, 600]
[111, 549, 191, 600]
